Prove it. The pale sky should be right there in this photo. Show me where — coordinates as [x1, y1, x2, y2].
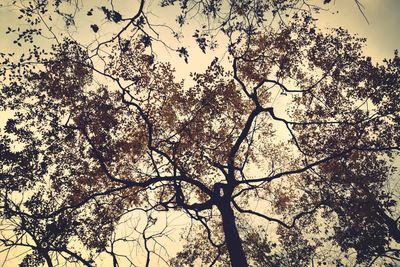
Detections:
[1, 0, 399, 61]
[316, 0, 400, 61]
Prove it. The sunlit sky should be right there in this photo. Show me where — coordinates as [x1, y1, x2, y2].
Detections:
[315, 0, 400, 61]
[1, 0, 399, 61]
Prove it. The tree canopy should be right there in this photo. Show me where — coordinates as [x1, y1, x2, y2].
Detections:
[1, 0, 400, 266]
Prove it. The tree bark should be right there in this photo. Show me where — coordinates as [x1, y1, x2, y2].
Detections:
[219, 202, 248, 267]
[377, 207, 400, 243]
[41, 250, 54, 267]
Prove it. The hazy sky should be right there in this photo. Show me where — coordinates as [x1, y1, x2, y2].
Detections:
[316, 0, 400, 61]
[1, 0, 399, 60]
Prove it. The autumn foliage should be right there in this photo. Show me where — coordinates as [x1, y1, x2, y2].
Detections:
[1, 1, 400, 266]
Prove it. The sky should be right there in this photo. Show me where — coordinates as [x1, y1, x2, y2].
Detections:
[316, 0, 400, 61]
[1, 0, 399, 61]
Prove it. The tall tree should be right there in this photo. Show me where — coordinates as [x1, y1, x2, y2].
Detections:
[1, 0, 399, 266]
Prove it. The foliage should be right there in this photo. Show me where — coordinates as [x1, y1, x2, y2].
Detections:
[0, 0, 399, 266]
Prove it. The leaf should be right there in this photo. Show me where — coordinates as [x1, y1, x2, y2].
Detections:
[177, 47, 189, 63]
[111, 11, 122, 23]
[101, 6, 122, 23]
[90, 24, 99, 33]
[141, 35, 152, 47]
[193, 30, 208, 53]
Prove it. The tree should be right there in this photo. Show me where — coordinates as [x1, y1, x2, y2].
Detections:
[1, 0, 399, 266]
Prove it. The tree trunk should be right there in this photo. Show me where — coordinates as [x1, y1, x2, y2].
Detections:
[377, 207, 400, 243]
[41, 250, 54, 267]
[219, 202, 248, 267]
